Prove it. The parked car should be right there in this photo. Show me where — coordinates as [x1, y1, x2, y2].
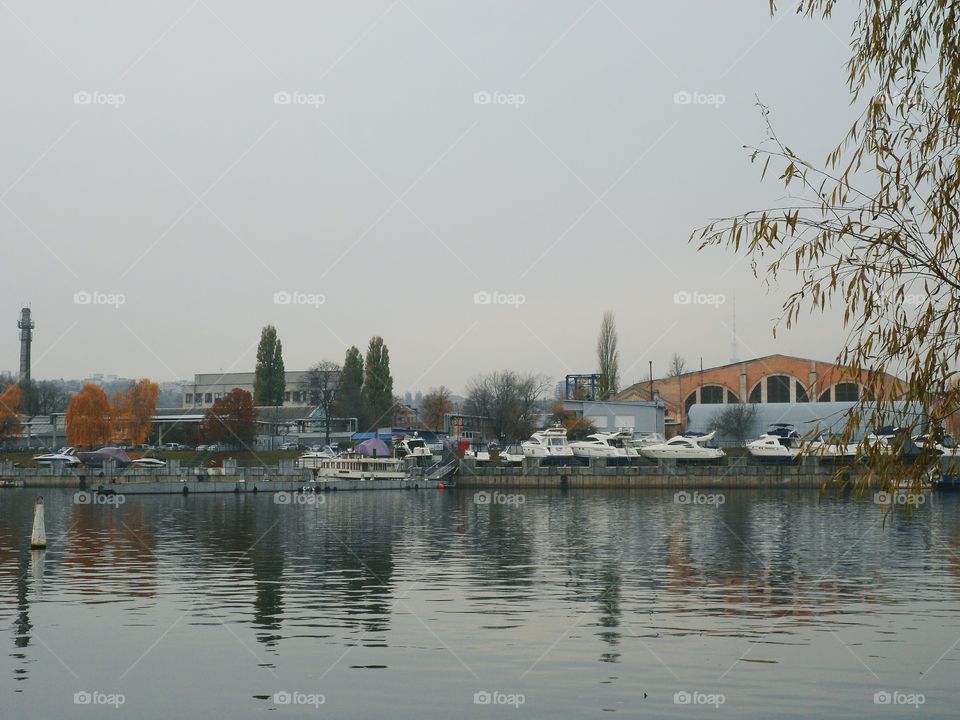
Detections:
[162, 443, 186, 451]
[279, 442, 304, 451]
[196, 444, 209, 452]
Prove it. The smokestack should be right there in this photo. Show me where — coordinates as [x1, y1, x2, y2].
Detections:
[18, 307, 33, 386]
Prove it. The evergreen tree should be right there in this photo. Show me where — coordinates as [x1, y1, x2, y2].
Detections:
[254, 325, 285, 405]
[362, 336, 394, 430]
[335, 346, 365, 429]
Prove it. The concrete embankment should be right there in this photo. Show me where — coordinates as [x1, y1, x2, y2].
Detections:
[456, 459, 836, 489]
[454, 456, 960, 489]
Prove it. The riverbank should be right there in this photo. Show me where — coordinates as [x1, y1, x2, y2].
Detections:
[4, 454, 953, 492]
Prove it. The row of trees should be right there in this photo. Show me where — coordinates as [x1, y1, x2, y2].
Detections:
[343, 337, 397, 431]
[63, 380, 160, 447]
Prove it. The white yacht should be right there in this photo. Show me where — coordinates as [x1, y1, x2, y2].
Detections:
[569, 430, 639, 458]
[746, 424, 803, 459]
[522, 425, 575, 459]
[395, 433, 434, 459]
[627, 431, 666, 450]
[33, 446, 81, 467]
[806, 433, 858, 457]
[640, 431, 725, 460]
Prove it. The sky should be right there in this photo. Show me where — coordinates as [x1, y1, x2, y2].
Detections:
[1, 1, 862, 396]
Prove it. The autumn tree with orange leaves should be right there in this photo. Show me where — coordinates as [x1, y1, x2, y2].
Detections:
[111, 379, 159, 445]
[201, 388, 257, 447]
[65, 383, 112, 447]
[0, 384, 24, 442]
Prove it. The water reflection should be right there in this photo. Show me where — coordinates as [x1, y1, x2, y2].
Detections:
[1, 488, 959, 716]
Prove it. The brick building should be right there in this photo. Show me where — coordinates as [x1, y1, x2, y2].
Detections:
[615, 354, 903, 435]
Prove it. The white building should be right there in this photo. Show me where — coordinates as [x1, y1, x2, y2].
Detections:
[182, 371, 311, 408]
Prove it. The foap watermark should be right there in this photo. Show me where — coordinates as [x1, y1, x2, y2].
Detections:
[873, 690, 925, 708]
[273, 290, 325, 308]
[273, 691, 325, 708]
[673, 290, 726, 308]
[74, 690, 125, 708]
[874, 490, 925, 507]
[473, 90, 526, 108]
[274, 90, 326, 108]
[473, 290, 525, 308]
[74, 290, 126, 309]
[474, 491, 525, 506]
[274, 491, 325, 506]
[674, 690, 725, 708]
[74, 491, 126, 507]
[473, 690, 525, 708]
[675, 490, 725, 507]
[673, 90, 725, 108]
[74, 90, 125, 108]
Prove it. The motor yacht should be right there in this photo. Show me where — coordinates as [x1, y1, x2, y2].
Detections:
[33, 446, 81, 467]
[746, 423, 803, 459]
[394, 433, 434, 459]
[569, 430, 639, 458]
[640, 431, 725, 460]
[522, 424, 574, 459]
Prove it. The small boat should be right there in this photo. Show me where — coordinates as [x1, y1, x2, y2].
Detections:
[640, 431, 725, 460]
[522, 424, 575, 459]
[130, 457, 167, 468]
[569, 430, 639, 458]
[33, 446, 81, 467]
[298, 446, 338, 465]
[77, 447, 132, 467]
[746, 424, 803, 459]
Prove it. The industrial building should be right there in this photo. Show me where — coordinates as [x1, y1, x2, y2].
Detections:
[615, 354, 904, 434]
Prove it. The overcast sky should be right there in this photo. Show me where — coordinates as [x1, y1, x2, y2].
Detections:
[1, 1, 861, 395]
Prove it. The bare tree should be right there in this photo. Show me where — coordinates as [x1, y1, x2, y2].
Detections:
[303, 361, 341, 444]
[597, 311, 619, 400]
[465, 370, 548, 441]
[667, 353, 687, 378]
[708, 404, 758, 447]
[421, 386, 452, 431]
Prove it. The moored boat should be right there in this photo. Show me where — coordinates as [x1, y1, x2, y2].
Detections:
[640, 431, 725, 460]
[522, 424, 574, 459]
[569, 430, 639, 459]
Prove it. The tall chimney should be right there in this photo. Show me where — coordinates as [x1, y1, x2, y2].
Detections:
[18, 307, 34, 386]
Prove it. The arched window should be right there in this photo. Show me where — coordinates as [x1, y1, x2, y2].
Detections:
[749, 383, 762, 403]
[818, 389, 831, 402]
[767, 375, 791, 403]
[701, 385, 725, 404]
[726, 389, 740, 403]
[685, 392, 697, 415]
[834, 382, 860, 401]
[795, 381, 809, 403]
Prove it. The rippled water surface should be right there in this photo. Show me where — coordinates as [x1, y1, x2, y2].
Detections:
[2, 487, 959, 718]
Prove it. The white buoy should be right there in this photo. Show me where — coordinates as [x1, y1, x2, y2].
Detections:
[30, 496, 46, 549]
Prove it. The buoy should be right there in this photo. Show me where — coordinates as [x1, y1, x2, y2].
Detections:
[30, 497, 47, 549]
[437, 483, 445, 491]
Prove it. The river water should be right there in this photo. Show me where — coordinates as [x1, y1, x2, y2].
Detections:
[1, 487, 958, 718]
